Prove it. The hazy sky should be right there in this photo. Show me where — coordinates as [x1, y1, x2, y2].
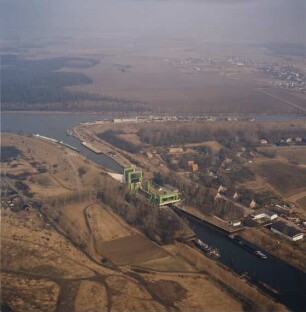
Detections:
[0, 0, 305, 44]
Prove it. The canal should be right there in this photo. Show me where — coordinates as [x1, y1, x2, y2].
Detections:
[1, 113, 123, 173]
[2, 112, 306, 311]
[185, 214, 306, 312]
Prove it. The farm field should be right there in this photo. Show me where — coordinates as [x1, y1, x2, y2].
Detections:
[261, 88, 306, 109]
[259, 146, 306, 166]
[70, 57, 303, 114]
[253, 160, 306, 198]
[296, 195, 306, 210]
[97, 234, 169, 266]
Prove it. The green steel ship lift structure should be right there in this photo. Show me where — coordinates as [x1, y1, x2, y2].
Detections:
[142, 180, 181, 207]
[123, 167, 143, 194]
[123, 167, 181, 206]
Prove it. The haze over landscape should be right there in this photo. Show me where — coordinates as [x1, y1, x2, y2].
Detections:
[1, 0, 305, 43]
[1, 1, 306, 312]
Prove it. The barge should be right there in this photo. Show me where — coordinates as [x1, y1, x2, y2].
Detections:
[229, 235, 267, 259]
[193, 238, 220, 258]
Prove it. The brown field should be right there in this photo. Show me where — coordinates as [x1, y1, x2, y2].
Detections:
[68, 54, 303, 114]
[74, 281, 108, 312]
[297, 195, 306, 209]
[183, 141, 224, 153]
[138, 255, 195, 273]
[1, 132, 106, 198]
[1, 273, 59, 312]
[259, 146, 306, 165]
[97, 234, 169, 265]
[253, 160, 306, 197]
[86, 204, 135, 242]
[261, 88, 306, 109]
[144, 274, 244, 312]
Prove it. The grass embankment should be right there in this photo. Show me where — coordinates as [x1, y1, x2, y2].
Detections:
[240, 227, 306, 272]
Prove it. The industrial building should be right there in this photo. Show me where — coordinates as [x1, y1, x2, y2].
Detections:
[123, 167, 143, 194]
[123, 166, 180, 206]
[142, 181, 180, 207]
[271, 221, 303, 241]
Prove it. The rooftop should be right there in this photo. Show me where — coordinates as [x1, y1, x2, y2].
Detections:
[271, 221, 302, 238]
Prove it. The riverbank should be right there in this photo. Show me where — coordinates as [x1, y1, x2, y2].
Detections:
[2, 110, 305, 121]
[240, 227, 306, 272]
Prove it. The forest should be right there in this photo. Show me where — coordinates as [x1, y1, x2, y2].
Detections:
[98, 130, 141, 154]
[1, 55, 149, 112]
[137, 122, 306, 147]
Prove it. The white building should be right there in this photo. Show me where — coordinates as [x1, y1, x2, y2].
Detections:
[271, 221, 303, 241]
[251, 212, 267, 220]
[251, 211, 278, 221]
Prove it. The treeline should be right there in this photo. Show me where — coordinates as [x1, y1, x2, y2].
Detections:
[154, 172, 244, 221]
[2, 100, 149, 112]
[1, 55, 99, 71]
[1, 54, 150, 112]
[98, 130, 140, 154]
[137, 122, 306, 147]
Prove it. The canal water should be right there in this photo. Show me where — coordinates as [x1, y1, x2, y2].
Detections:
[186, 216, 306, 312]
[1, 113, 123, 173]
[1, 112, 306, 311]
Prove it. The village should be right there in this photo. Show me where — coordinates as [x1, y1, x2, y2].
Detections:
[72, 117, 306, 260]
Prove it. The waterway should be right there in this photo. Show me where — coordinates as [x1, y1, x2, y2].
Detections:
[186, 215, 306, 312]
[1, 112, 306, 311]
[1, 113, 123, 173]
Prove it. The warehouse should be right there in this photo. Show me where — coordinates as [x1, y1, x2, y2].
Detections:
[271, 221, 303, 241]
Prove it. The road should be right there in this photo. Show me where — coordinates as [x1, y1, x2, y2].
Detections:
[256, 88, 306, 113]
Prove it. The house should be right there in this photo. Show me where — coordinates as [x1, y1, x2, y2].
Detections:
[251, 212, 267, 220]
[230, 221, 242, 227]
[191, 163, 199, 172]
[225, 189, 239, 200]
[251, 211, 277, 221]
[271, 221, 303, 241]
[233, 192, 240, 200]
[249, 199, 257, 208]
[188, 160, 195, 166]
[169, 147, 183, 154]
[214, 193, 222, 201]
[218, 185, 227, 193]
[265, 211, 278, 220]
[146, 152, 153, 158]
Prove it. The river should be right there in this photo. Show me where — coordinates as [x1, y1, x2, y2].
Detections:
[1, 112, 306, 311]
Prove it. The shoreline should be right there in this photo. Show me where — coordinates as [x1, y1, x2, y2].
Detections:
[1, 110, 305, 121]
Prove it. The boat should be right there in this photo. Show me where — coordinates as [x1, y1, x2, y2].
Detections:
[193, 238, 221, 258]
[254, 250, 268, 260]
[66, 130, 73, 136]
[228, 235, 267, 260]
[243, 273, 280, 295]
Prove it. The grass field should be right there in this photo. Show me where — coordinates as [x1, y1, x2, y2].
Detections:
[253, 160, 306, 197]
[259, 146, 306, 166]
